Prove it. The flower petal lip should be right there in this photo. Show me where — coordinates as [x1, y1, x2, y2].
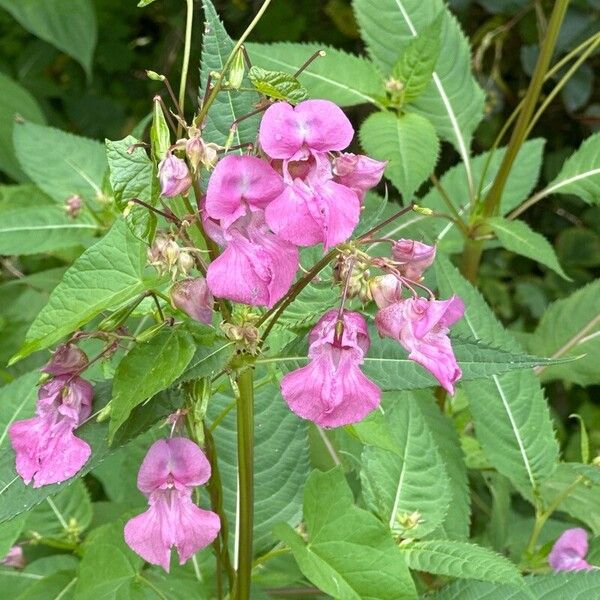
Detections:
[548, 528, 592, 572]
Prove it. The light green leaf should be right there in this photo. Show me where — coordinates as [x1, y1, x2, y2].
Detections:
[401, 539, 522, 586]
[175, 338, 234, 384]
[246, 42, 383, 106]
[360, 111, 439, 200]
[0, 207, 96, 255]
[0, 184, 54, 211]
[109, 327, 196, 440]
[13, 220, 159, 362]
[435, 254, 559, 493]
[0, 0, 96, 76]
[488, 217, 570, 280]
[15, 570, 77, 600]
[13, 121, 106, 204]
[545, 132, 600, 205]
[0, 73, 46, 181]
[0, 372, 39, 454]
[529, 280, 600, 386]
[248, 66, 308, 103]
[0, 516, 25, 559]
[275, 468, 417, 600]
[361, 396, 451, 538]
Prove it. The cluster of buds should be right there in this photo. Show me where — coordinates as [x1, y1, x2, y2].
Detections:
[333, 250, 372, 304]
[64, 194, 83, 218]
[221, 308, 261, 355]
[394, 511, 424, 537]
[147, 234, 194, 279]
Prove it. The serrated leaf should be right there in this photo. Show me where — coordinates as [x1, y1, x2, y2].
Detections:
[545, 132, 600, 205]
[275, 468, 417, 600]
[360, 111, 439, 200]
[176, 338, 234, 384]
[246, 42, 384, 106]
[248, 66, 308, 103]
[529, 280, 600, 386]
[401, 539, 522, 586]
[488, 217, 570, 280]
[13, 219, 160, 362]
[109, 327, 196, 439]
[361, 396, 451, 538]
[435, 254, 559, 493]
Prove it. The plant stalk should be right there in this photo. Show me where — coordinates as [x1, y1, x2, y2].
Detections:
[178, 0, 194, 136]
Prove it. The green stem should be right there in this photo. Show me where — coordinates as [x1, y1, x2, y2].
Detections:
[177, 0, 194, 137]
[234, 367, 255, 600]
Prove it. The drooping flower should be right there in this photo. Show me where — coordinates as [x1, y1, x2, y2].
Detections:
[124, 438, 220, 572]
[170, 277, 214, 324]
[205, 209, 298, 308]
[158, 154, 192, 198]
[281, 310, 380, 427]
[332, 152, 386, 201]
[42, 344, 88, 376]
[1, 546, 24, 569]
[549, 528, 593, 572]
[375, 296, 464, 395]
[9, 375, 93, 487]
[205, 154, 284, 229]
[392, 239, 436, 281]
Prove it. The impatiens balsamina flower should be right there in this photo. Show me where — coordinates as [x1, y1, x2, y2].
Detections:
[392, 239, 436, 281]
[281, 310, 380, 427]
[549, 528, 593, 572]
[375, 296, 465, 395]
[170, 277, 214, 324]
[42, 343, 88, 376]
[332, 152, 387, 201]
[158, 153, 192, 198]
[9, 375, 93, 487]
[124, 438, 220, 572]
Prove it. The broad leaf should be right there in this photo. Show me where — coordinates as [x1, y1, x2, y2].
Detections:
[246, 42, 383, 107]
[435, 254, 559, 493]
[248, 67, 308, 103]
[0, 516, 25, 559]
[488, 217, 570, 280]
[14, 570, 77, 600]
[275, 468, 417, 600]
[359, 111, 439, 200]
[0, 372, 39, 454]
[176, 338, 234, 384]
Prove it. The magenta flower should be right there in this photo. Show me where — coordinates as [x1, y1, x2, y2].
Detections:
[205, 209, 298, 308]
[392, 239, 437, 281]
[333, 152, 386, 200]
[124, 438, 220, 572]
[375, 296, 464, 394]
[158, 154, 192, 198]
[549, 528, 593, 572]
[205, 154, 284, 229]
[170, 277, 214, 324]
[281, 310, 380, 427]
[1, 546, 24, 569]
[41, 343, 88, 376]
[259, 100, 353, 160]
[9, 375, 93, 487]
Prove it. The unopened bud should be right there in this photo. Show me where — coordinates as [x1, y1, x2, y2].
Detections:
[395, 511, 423, 533]
[170, 278, 214, 324]
[158, 154, 192, 198]
[392, 238, 436, 281]
[369, 274, 403, 309]
[412, 204, 433, 216]
[64, 195, 83, 218]
[42, 344, 88, 376]
[227, 48, 245, 89]
[146, 70, 165, 81]
[1, 546, 25, 569]
[151, 96, 171, 161]
[385, 77, 404, 94]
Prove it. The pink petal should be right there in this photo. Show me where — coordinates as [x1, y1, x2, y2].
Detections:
[172, 501, 221, 565]
[411, 296, 464, 339]
[333, 153, 386, 200]
[158, 155, 192, 198]
[309, 310, 370, 355]
[57, 377, 93, 424]
[171, 277, 214, 324]
[259, 102, 306, 159]
[392, 239, 437, 281]
[42, 344, 88, 376]
[549, 528, 592, 572]
[370, 274, 403, 309]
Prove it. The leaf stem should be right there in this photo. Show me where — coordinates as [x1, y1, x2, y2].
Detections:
[177, 0, 195, 137]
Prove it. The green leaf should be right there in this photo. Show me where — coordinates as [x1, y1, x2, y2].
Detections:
[13, 121, 107, 204]
[0, 207, 96, 255]
[361, 396, 451, 538]
[392, 15, 442, 103]
[209, 382, 309, 553]
[248, 66, 308, 103]
[13, 220, 159, 362]
[176, 339, 234, 384]
[15, 570, 77, 600]
[401, 539, 522, 586]
[545, 132, 600, 205]
[0, 0, 96, 76]
[109, 327, 196, 439]
[529, 280, 600, 386]
[0, 557, 78, 599]
[0, 73, 46, 181]
[353, 0, 484, 151]
[275, 468, 417, 600]
[435, 254, 559, 493]
[360, 111, 439, 200]
[200, 0, 259, 148]
[246, 42, 383, 106]
[0, 516, 25, 558]
[0, 372, 39, 454]
[488, 217, 570, 280]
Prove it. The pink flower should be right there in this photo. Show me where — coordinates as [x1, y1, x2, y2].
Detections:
[281, 310, 380, 427]
[206, 210, 298, 308]
[333, 153, 386, 200]
[42, 344, 88, 376]
[370, 274, 403, 309]
[549, 528, 593, 572]
[9, 375, 93, 487]
[375, 296, 464, 395]
[124, 438, 220, 572]
[158, 154, 192, 198]
[170, 278, 214, 324]
[1, 546, 24, 569]
[392, 239, 436, 281]
[205, 155, 284, 229]
[259, 100, 353, 160]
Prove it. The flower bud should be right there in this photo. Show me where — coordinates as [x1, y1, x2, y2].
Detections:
[151, 96, 171, 161]
[42, 344, 88, 376]
[65, 195, 83, 218]
[177, 251, 194, 276]
[332, 153, 387, 200]
[369, 274, 402, 309]
[186, 136, 219, 172]
[392, 239, 436, 281]
[170, 278, 214, 324]
[1, 546, 24, 569]
[227, 48, 245, 90]
[158, 154, 192, 198]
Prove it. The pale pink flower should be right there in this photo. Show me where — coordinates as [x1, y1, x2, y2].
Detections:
[9, 375, 93, 487]
[549, 528, 593, 572]
[375, 296, 464, 394]
[205, 154, 284, 229]
[158, 154, 192, 197]
[42, 344, 88, 376]
[281, 310, 380, 427]
[370, 274, 403, 309]
[333, 153, 386, 200]
[392, 239, 436, 281]
[1, 546, 24, 569]
[124, 438, 220, 572]
[170, 277, 214, 324]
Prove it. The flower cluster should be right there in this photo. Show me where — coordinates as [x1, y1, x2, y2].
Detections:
[9, 344, 93, 487]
